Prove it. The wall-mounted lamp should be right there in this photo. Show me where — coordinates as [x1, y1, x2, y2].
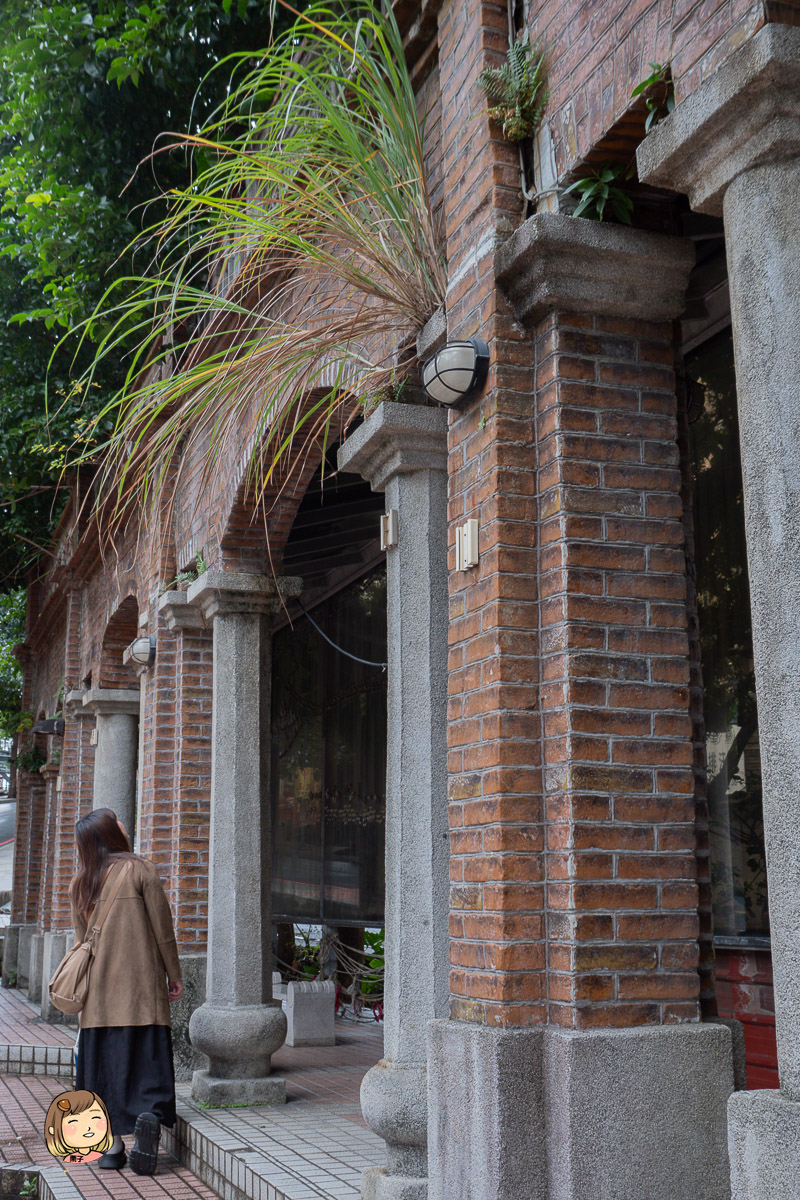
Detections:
[127, 634, 156, 668]
[422, 337, 490, 408]
[32, 717, 65, 736]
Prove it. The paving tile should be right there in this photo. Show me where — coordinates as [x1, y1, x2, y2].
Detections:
[1, 985, 386, 1200]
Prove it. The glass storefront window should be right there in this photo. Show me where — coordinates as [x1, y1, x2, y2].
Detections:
[271, 566, 387, 925]
[688, 328, 769, 938]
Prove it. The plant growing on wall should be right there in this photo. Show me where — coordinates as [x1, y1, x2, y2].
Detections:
[632, 61, 675, 133]
[16, 745, 46, 774]
[563, 162, 633, 223]
[71, 0, 446, 528]
[477, 37, 547, 142]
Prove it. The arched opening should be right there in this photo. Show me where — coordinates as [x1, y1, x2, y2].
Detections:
[270, 448, 387, 1001]
[99, 595, 139, 689]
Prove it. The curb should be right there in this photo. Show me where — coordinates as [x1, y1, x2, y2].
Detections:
[0, 1045, 74, 1078]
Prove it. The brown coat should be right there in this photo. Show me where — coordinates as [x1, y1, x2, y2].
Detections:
[69, 856, 182, 1028]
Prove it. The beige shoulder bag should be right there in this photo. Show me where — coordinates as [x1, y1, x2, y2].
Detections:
[49, 860, 132, 1015]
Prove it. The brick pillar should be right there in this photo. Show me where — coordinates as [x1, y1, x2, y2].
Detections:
[156, 591, 214, 954]
[38, 763, 60, 933]
[9, 643, 34, 927]
[639, 23, 800, 1200]
[48, 589, 90, 934]
[49, 691, 91, 925]
[428, 214, 736, 1200]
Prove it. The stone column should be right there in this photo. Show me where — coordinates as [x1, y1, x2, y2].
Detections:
[82, 687, 140, 836]
[638, 25, 800, 1200]
[185, 570, 300, 1106]
[338, 402, 450, 1200]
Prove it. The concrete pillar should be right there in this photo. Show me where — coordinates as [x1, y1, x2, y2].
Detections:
[27, 933, 45, 1003]
[41, 932, 76, 1025]
[1, 923, 33, 988]
[82, 688, 140, 836]
[638, 24, 800, 1200]
[17, 926, 33, 990]
[339, 403, 450, 1200]
[185, 570, 300, 1106]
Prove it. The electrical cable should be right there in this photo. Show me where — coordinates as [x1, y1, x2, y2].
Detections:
[298, 600, 388, 670]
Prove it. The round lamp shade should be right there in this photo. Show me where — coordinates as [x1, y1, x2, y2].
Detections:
[129, 634, 156, 667]
[422, 337, 489, 407]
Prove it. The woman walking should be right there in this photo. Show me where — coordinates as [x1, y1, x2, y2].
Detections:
[69, 808, 183, 1173]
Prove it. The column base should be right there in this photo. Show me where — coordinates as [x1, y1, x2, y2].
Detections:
[27, 933, 45, 1003]
[427, 1020, 735, 1200]
[171, 953, 207, 1082]
[728, 1089, 800, 1200]
[362, 1166, 427, 1200]
[16, 926, 34, 990]
[1, 924, 32, 988]
[41, 933, 77, 1024]
[191, 1069, 286, 1107]
[360, 1061, 428, 1199]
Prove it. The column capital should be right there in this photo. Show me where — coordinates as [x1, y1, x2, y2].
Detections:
[64, 689, 91, 718]
[337, 401, 448, 492]
[495, 212, 694, 326]
[186, 569, 302, 623]
[82, 687, 140, 716]
[637, 23, 800, 215]
[157, 589, 206, 631]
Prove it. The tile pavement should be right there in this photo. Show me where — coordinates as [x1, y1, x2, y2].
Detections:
[1, 985, 387, 1200]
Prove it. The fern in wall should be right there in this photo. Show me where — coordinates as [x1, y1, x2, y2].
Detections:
[477, 38, 548, 143]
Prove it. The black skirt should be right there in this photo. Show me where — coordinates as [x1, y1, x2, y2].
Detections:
[76, 1025, 177, 1136]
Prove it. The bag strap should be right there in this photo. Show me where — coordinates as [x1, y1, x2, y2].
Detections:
[89, 860, 132, 935]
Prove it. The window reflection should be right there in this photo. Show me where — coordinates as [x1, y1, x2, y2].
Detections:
[688, 328, 768, 938]
[271, 566, 386, 924]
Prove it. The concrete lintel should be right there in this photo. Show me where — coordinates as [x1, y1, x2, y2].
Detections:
[337, 401, 448, 493]
[728, 1089, 800, 1199]
[157, 589, 207, 631]
[186, 570, 302, 623]
[495, 212, 695, 326]
[637, 23, 800, 215]
[82, 687, 140, 716]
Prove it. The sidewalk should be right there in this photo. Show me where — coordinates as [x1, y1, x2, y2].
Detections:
[0, 984, 386, 1200]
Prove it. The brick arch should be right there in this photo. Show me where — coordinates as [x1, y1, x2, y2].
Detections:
[98, 594, 140, 688]
[218, 397, 357, 574]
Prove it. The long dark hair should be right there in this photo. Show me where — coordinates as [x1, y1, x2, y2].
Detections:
[69, 808, 135, 917]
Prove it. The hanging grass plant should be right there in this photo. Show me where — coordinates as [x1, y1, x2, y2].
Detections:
[68, 0, 446, 527]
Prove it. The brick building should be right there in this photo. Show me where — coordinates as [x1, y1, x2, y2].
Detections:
[4, 0, 800, 1198]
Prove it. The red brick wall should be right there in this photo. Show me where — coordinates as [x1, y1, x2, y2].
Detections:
[526, 0, 800, 183]
[535, 311, 699, 1027]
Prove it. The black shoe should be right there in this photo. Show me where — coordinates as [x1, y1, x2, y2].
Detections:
[129, 1112, 160, 1176]
[97, 1145, 126, 1170]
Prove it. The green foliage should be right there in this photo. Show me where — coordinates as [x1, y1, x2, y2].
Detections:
[74, 0, 446, 529]
[6, 968, 17, 988]
[0, 0, 292, 588]
[361, 927, 384, 996]
[477, 37, 547, 142]
[632, 61, 675, 134]
[160, 550, 208, 593]
[16, 745, 46, 774]
[20, 1180, 38, 1199]
[0, 589, 25, 737]
[563, 162, 634, 224]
